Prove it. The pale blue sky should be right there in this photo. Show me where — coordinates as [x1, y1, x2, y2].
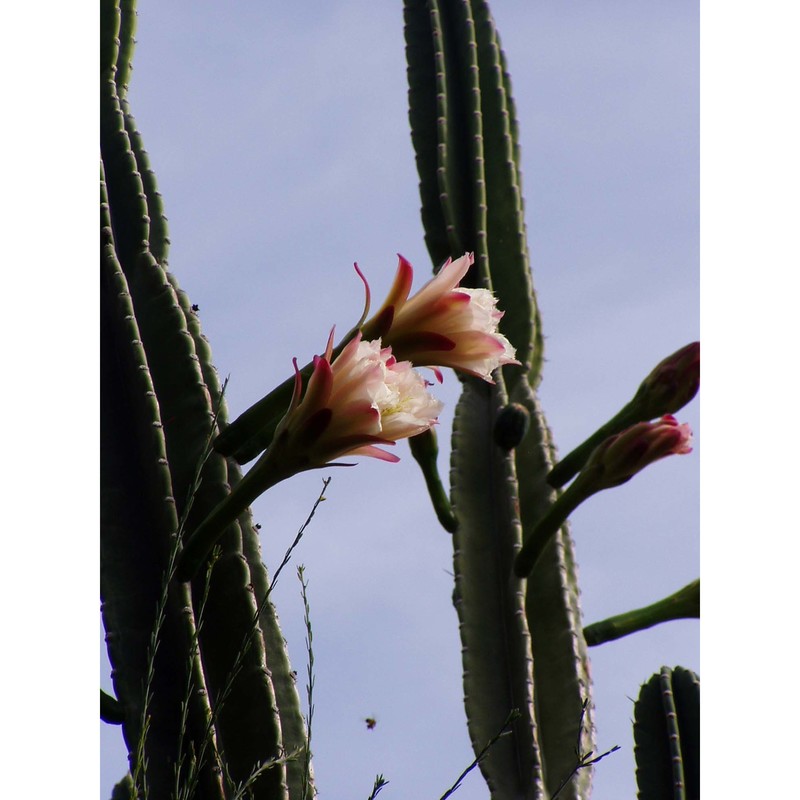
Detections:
[101, 2, 699, 797]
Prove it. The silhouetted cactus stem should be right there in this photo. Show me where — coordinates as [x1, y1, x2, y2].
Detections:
[408, 428, 458, 533]
[633, 666, 699, 800]
[516, 416, 693, 577]
[584, 579, 699, 646]
[548, 342, 699, 488]
[100, 689, 125, 725]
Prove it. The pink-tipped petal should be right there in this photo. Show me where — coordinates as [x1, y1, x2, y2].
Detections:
[353, 262, 372, 326]
[300, 355, 334, 415]
[399, 253, 474, 317]
[347, 444, 401, 463]
[323, 326, 336, 360]
[289, 357, 304, 410]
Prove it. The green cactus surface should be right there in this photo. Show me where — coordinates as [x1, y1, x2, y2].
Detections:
[101, 2, 309, 797]
[404, 2, 595, 797]
[633, 666, 700, 800]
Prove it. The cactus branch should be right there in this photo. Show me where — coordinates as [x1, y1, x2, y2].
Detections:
[584, 579, 700, 646]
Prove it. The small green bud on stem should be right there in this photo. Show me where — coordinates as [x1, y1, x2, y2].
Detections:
[493, 403, 530, 451]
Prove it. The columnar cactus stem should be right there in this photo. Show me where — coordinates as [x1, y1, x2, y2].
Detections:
[633, 667, 700, 800]
[101, 164, 224, 798]
[405, 2, 595, 798]
[450, 374, 544, 798]
[101, 2, 309, 796]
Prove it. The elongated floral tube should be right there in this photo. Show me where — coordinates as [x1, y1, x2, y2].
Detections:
[408, 428, 457, 533]
[548, 342, 700, 488]
[359, 253, 519, 382]
[515, 415, 693, 578]
[177, 332, 443, 582]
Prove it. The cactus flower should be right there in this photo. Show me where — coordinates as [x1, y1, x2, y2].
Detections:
[358, 252, 519, 382]
[272, 330, 444, 472]
[214, 252, 519, 465]
[177, 331, 443, 582]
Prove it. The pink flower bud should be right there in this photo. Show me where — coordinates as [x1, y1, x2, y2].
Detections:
[635, 342, 700, 417]
[358, 253, 519, 382]
[581, 415, 693, 491]
[270, 330, 444, 475]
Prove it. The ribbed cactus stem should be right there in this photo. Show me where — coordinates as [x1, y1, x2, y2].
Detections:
[102, 2, 304, 796]
[514, 480, 587, 578]
[405, 2, 596, 797]
[633, 667, 700, 800]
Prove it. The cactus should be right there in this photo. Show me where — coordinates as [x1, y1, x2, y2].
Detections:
[101, 1, 308, 797]
[633, 667, 700, 800]
[404, 1, 593, 796]
[101, 2, 697, 798]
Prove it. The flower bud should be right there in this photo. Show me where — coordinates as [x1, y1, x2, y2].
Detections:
[633, 341, 700, 418]
[580, 414, 693, 491]
[515, 415, 693, 579]
[547, 342, 699, 489]
[493, 403, 530, 451]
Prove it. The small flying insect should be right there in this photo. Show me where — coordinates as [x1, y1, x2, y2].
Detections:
[191, 304, 200, 312]
[364, 717, 377, 731]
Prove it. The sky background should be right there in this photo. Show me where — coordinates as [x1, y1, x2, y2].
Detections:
[100, 1, 701, 797]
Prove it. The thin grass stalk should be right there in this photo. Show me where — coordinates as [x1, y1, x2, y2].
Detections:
[130, 386, 227, 798]
[298, 566, 315, 800]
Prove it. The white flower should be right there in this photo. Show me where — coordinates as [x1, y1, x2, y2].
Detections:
[359, 252, 519, 382]
[271, 331, 443, 470]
